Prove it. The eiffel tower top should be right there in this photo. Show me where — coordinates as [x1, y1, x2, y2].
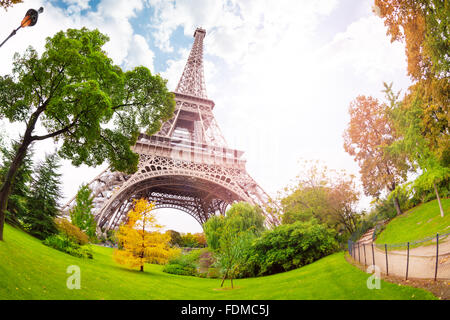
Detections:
[175, 27, 208, 99]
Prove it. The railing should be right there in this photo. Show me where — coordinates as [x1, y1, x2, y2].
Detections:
[348, 232, 450, 280]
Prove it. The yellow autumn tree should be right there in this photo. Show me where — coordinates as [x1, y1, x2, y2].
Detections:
[113, 199, 179, 272]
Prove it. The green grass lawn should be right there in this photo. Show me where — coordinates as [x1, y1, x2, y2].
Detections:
[375, 199, 450, 245]
[0, 223, 436, 300]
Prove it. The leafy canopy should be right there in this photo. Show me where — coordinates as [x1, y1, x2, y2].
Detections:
[0, 27, 175, 174]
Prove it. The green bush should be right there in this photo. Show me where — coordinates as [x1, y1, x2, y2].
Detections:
[207, 267, 220, 278]
[43, 234, 93, 259]
[162, 263, 196, 276]
[162, 248, 208, 276]
[239, 220, 338, 277]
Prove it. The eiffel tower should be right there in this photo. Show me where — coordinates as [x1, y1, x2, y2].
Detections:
[62, 28, 280, 232]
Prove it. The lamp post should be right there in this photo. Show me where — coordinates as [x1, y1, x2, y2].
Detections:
[0, 7, 44, 48]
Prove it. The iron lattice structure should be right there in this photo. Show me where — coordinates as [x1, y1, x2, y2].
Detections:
[62, 28, 280, 232]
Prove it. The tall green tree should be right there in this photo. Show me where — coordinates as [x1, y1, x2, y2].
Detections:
[386, 83, 448, 217]
[203, 202, 265, 251]
[69, 184, 97, 240]
[23, 153, 62, 239]
[0, 141, 33, 226]
[0, 28, 175, 240]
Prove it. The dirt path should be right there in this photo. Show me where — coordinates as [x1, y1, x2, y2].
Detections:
[353, 229, 450, 280]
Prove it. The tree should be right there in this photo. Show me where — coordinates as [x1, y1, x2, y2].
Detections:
[0, 28, 175, 240]
[166, 229, 182, 247]
[386, 83, 448, 217]
[343, 95, 409, 215]
[0, 141, 33, 226]
[113, 199, 177, 272]
[224, 202, 266, 236]
[374, 0, 449, 79]
[374, 0, 449, 164]
[215, 222, 253, 288]
[23, 153, 62, 239]
[280, 160, 360, 236]
[203, 202, 265, 251]
[69, 184, 97, 240]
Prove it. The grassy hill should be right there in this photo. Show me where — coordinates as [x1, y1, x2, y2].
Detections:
[0, 223, 436, 300]
[375, 199, 450, 244]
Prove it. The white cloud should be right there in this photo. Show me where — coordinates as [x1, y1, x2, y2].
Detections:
[123, 34, 155, 71]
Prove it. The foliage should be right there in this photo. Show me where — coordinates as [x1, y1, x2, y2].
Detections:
[69, 184, 97, 241]
[374, 1, 449, 165]
[113, 199, 179, 271]
[240, 220, 338, 277]
[162, 263, 196, 276]
[203, 215, 224, 251]
[0, 27, 175, 240]
[22, 153, 62, 240]
[166, 229, 182, 247]
[385, 82, 448, 217]
[54, 217, 89, 245]
[343, 95, 409, 215]
[163, 249, 205, 276]
[203, 202, 266, 251]
[214, 223, 255, 288]
[0, 141, 33, 226]
[280, 160, 361, 237]
[0, 0, 22, 10]
[43, 233, 93, 259]
[193, 233, 207, 247]
[179, 232, 207, 248]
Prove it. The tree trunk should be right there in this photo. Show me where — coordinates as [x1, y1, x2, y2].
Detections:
[433, 182, 444, 217]
[220, 271, 228, 287]
[393, 196, 402, 216]
[140, 265, 144, 272]
[0, 138, 32, 241]
[230, 276, 233, 289]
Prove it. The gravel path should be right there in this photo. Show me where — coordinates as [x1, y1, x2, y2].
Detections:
[353, 229, 450, 280]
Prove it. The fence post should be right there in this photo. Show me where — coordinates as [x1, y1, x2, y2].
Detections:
[372, 243, 375, 266]
[358, 243, 361, 263]
[363, 243, 367, 266]
[385, 244, 389, 276]
[434, 234, 439, 281]
[406, 242, 410, 280]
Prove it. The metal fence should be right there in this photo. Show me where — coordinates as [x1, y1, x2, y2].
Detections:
[348, 232, 450, 280]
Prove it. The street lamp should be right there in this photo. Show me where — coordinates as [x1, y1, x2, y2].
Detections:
[0, 7, 44, 48]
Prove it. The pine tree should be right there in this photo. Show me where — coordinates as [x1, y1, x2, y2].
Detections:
[24, 153, 62, 239]
[70, 184, 97, 240]
[0, 141, 33, 226]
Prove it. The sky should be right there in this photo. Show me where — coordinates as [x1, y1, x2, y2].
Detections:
[0, 0, 412, 233]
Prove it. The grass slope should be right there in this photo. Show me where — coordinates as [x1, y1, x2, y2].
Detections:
[376, 199, 450, 244]
[0, 224, 436, 300]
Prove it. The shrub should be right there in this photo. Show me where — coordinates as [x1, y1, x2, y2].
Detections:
[162, 248, 208, 276]
[240, 220, 338, 277]
[43, 234, 93, 259]
[207, 267, 220, 278]
[54, 218, 89, 245]
[162, 264, 196, 276]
